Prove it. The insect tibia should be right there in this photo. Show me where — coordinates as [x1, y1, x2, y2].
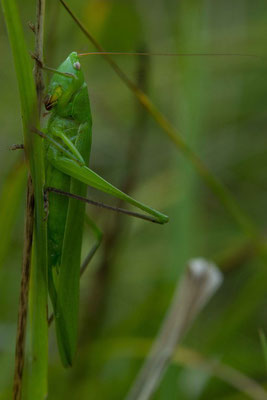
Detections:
[46, 186, 166, 224]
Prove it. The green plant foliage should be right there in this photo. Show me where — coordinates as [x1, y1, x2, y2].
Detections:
[0, 0, 267, 399]
[1, 0, 48, 398]
[0, 160, 27, 268]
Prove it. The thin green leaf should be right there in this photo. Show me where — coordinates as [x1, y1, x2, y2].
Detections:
[25, 246, 48, 400]
[0, 159, 27, 268]
[259, 330, 267, 374]
[1, 0, 48, 398]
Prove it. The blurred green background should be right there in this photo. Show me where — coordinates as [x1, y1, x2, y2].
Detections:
[1, 0, 267, 399]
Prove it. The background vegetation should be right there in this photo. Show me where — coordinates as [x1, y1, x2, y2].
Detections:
[0, 0, 267, 398]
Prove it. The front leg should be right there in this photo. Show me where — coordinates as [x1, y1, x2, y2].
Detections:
[31, 127, 84, 166]
[50, 127, 85, 165]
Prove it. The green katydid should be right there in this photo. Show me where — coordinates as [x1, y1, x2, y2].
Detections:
[41, 51, 169, 367]
[38, 45, 252, 367]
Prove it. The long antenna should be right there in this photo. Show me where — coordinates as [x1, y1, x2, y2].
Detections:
[78, 51, 258, 58]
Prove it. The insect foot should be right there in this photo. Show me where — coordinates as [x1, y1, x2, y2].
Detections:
[9, 144, 24, 151]
[27, 21, 36, 34]
[43, 188, 50, 221]
[30, 52, 43, 69]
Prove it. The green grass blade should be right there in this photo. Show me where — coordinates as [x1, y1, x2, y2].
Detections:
[0, 159, 27, 268]
[25, 246, 48, 399]
[259, 330, 267, 374]
[1, 0, 48, 398]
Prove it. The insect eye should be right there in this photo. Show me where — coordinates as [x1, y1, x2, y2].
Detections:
[73, 62, 81, 70]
